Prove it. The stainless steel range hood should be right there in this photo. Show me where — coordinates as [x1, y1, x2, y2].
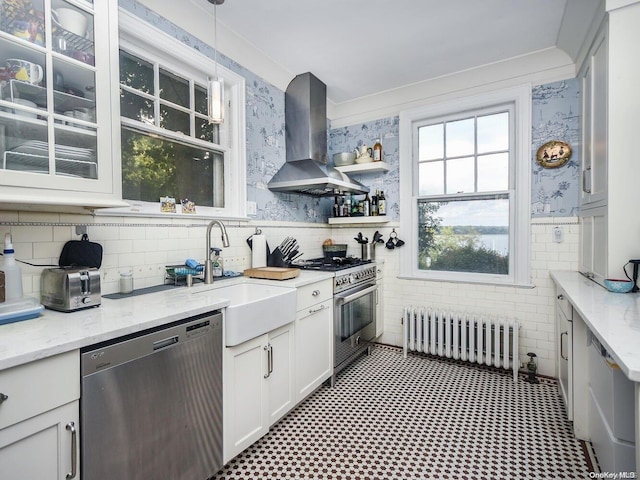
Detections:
[268, 73, 369, 196]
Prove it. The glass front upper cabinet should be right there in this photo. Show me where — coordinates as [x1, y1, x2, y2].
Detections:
[0, 0, 119, 204]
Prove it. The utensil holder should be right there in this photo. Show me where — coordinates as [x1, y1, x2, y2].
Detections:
[361, 243, 375, 261]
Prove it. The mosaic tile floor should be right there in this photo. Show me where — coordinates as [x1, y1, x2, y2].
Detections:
[212, 345, 595, 479]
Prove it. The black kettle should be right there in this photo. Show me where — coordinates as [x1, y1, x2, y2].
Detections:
[623, 259, 640, 292]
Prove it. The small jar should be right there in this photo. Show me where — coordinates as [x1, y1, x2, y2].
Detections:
[119, 271, 133, 294]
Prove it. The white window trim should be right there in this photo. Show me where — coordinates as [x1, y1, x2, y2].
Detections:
[98, 9, 247, 220]
[399, 85, 532, 287]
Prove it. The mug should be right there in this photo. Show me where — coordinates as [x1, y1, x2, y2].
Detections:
[52, 8, 88, 37]
[11, 20, 44, 46]
[5, 59, 43, 85]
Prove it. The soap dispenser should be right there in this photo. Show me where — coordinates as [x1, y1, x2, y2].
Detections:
[211, 248, 224, 277]
[1, 233, 23, 302]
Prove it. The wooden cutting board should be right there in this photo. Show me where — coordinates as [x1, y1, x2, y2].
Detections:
[243, 267, 300, 280]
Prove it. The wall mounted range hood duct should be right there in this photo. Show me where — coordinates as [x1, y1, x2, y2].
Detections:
[267, 73, 369, 196]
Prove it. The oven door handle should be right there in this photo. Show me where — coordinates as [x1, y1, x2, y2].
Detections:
[335, 284, 378, 304]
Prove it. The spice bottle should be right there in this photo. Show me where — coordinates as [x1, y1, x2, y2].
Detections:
[373, 139, 383, 162]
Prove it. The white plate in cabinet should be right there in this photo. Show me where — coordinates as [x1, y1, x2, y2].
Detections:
[334, 162, 390, 174]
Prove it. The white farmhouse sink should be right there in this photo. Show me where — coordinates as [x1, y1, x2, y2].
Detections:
[211, 283, 297, 346]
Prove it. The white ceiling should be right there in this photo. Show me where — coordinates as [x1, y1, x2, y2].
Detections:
[195, 0, 601, 104]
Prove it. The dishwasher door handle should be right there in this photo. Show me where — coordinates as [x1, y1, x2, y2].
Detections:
[153, 336, 179, 351]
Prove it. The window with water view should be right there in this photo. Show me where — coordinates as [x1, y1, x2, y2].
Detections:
[416, 110, 512, 276]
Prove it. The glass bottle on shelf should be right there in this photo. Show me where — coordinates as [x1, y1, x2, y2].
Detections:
[371, 190, 379, 216]
[378, 190, 386, 216]
[373, 138, 382, 162]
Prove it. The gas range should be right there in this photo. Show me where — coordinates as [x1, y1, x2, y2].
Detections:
[295, 257, 376, 293]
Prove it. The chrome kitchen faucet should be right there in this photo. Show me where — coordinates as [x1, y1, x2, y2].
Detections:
[204, 219, 230, 284]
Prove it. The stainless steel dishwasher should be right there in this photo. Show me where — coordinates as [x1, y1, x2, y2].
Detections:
[80, 311, 223, 480]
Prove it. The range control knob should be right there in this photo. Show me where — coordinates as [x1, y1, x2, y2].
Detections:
[348, 274, 355, 284]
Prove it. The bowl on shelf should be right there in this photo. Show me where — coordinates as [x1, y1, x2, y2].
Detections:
[333, 152, 356, 167]
[603, 278, 635, 293]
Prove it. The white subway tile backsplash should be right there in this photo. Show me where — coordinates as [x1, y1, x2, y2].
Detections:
[33, 241, 67, 259]
[2, 215, 579, 377]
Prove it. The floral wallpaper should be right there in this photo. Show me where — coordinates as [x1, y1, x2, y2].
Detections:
[329, 118, 400, 220]
[121, 1, 580, 223]
[531, 79, 581, 217]
[121, 0, 327, 223]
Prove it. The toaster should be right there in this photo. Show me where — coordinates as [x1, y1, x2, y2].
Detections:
[41, 267, 101, 312]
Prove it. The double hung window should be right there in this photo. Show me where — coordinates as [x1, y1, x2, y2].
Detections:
[115, 10, 246, 217]
[399, 87, 531, 285]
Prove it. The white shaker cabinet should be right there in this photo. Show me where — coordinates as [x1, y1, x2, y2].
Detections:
[223, 322, 294, 464]
[556, 288, 573, 420]
[0, 350, 80, 480]
[579, 3, 640, 283]
[295, 278, 333, 402]
[579, 208, 607, 283]
[0, 0, 123, 208]
[580, 25, 608, 209]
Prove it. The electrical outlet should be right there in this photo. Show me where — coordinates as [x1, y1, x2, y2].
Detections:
[247, 201, 257, 216]
[553, 226, 564, 243]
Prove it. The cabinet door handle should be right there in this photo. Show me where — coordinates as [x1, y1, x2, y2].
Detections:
[0, 393, 8, 404]
[312, 290, 320, 296]
[66, 422, 77, 479]
[560, 332, 568, 361]
[308, 304, 325, 314]
[582, 168, 592, 193]
[264, 344, 273, 379]
[557, 294, 564, 300]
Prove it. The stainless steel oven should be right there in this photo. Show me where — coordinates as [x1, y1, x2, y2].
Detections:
[332, 264, 377, 384]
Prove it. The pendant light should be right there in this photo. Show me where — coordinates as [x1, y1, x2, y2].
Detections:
[207, 0, 225, 124]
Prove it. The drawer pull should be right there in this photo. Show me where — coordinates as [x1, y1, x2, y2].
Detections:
[557, 294, 564, 300]
[309, 304, 325, 314]
[312, 290, 320, 296]
[0, 393, 7, 404]
[66, 422, 77, 479]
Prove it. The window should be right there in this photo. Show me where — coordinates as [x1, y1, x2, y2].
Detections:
[399, 86, 531, 285]
[111, 10, 246, 218]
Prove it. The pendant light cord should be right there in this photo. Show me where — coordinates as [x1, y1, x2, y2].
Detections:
[214, 2, 218, 79]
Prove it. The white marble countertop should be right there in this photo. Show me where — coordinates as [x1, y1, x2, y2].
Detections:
[0, 270, 333, 371]
[551, 270, 640, 382]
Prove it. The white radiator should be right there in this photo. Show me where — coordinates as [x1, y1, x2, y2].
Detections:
[403, 306, 520, 383]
